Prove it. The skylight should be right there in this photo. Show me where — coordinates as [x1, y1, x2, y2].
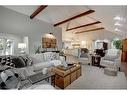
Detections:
[114, 16, 126, 22]
[114, 28, 121, 32]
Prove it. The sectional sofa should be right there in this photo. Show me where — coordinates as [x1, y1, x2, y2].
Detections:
[0, 52, 65, 89]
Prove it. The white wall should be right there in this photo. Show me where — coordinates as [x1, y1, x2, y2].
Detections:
[0, 6, 62, 54]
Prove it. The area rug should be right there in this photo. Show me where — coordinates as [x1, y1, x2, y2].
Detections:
[66, 65, 127, 89]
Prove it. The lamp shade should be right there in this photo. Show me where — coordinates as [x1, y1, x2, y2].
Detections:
[18, 43, 26, 49]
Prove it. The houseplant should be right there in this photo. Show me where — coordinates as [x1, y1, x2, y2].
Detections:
[113, 40, 122, 50]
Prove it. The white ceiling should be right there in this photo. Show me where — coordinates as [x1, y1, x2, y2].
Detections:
[4, 5, 127, 41]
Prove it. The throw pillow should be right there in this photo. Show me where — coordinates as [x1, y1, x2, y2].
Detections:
[20, 55, 33, 66]
[33, 61, 53, 71]
[26, 56, 33, 66]
[11, 56, 26, 68]
[43, 52, 59, 61]
[30, 54, 44, 64]
[43, 52, 52, 61]
[0, 69, 19, 89]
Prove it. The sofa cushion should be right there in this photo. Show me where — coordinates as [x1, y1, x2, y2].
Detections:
[101, 60, 115, 68]
[30, 54, 44, 64]
[104, 55, 117, 61]
[106, 49, 119, 56]
[33, 61, 54, 71]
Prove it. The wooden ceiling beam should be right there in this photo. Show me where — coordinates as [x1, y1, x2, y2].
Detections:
[54, 10, 95, 27]
[30, 5, 48, 19]
[75, 27, 105, 34]
[66, 21, 101, 31]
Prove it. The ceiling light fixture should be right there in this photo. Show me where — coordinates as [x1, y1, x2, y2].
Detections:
[114, 22, 122, 26]
[43, 33, 56, 39]
[114, 28, 121, 32]
[114, 16, 121, 20]
[114, 16, 126, 22]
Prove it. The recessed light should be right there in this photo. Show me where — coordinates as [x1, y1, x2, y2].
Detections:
[114, 16, 126, 22]
[114, 22, 122, 26]
[114, 16, 121, 20]
[114, 28, 121, 32]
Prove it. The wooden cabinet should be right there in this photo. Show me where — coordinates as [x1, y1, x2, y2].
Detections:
[122, 39, 127, 62]
[122, 39, 127, 51]
[121, 51, 127, 62]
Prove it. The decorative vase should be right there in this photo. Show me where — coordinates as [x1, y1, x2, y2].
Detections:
[42, 68, 48, 74]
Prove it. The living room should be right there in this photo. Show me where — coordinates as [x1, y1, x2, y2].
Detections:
[0, 5, 127, 90]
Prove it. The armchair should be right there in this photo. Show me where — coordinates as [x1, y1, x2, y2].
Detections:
[79, 48, 91, 65]
[100, 49, 121, 70]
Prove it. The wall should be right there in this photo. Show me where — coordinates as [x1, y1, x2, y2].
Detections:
[0, 6, 62, 54]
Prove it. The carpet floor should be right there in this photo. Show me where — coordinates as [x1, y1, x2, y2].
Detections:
[66, 65, 127, 89]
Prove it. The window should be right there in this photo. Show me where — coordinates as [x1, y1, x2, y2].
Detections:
[0, 38, 14, 55]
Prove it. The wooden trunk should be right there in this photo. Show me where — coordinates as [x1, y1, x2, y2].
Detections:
[55, 74, 70, 89]
[70, 71, 77, 82]
[76, 69, 81, 78]
[52, 64, 81, 89]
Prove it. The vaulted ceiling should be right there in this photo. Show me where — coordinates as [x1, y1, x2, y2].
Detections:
[4, 5, 127, 41]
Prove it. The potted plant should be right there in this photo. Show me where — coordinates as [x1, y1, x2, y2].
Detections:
[35, 45, 41, 54]
[113, 40, 122, 50]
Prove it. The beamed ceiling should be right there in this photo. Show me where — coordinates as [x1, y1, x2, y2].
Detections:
[4, 5, 127, 41]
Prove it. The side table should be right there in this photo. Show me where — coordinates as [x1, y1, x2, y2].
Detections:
[92, 55, 101, 67]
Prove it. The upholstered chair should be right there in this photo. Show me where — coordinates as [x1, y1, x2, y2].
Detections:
[79, 48, 91, 65]
[100, 49, 121, 70]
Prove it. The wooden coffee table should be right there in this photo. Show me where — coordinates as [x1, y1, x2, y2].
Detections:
[51, 63, 81, 89]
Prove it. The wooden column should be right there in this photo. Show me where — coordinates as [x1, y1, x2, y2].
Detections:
[121, 39, 127, 62]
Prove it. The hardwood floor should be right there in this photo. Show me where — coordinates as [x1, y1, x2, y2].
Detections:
[120, 62, 127, 78]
